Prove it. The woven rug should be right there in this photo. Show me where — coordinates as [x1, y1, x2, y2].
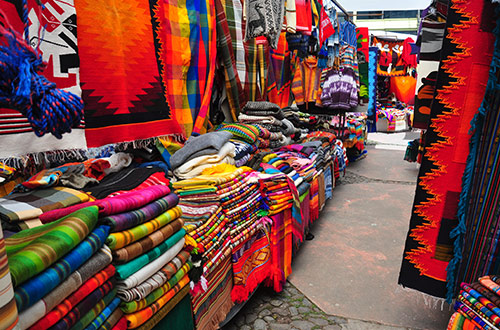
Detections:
[399, 0, 496, 298]
[447, 9, 500, 300]
[0, 0, 87, 159]
[74, 0, 183, 148]
[371, 36, 406, 77]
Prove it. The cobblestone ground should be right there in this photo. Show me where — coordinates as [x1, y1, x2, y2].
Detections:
[221, 281, 411, 330]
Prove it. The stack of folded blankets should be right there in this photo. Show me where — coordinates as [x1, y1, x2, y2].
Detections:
[447, 275, 500, 330]
[100, 186, 192, 330]
[6, 206, 118, 330]
[170, 131, 236, 180]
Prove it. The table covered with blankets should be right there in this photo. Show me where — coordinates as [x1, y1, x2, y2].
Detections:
[0, 104, 350, 330]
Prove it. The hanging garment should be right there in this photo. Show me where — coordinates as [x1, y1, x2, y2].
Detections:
[399, 0, 496, 299]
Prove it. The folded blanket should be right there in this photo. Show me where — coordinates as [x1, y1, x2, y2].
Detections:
[113, 218, 184, 263]
[120, 261, 192, 313]
[84, 297, 121, 330]
[118, 250, 190, 302]
[0, 222, 17, 330]
[106, 206, 182, 250]
[242, 101, 281, 114]
[238, 113, 283, 126]
[101, 193, 179, 232]
[39, 185, 171, 224]
[116, 235, 186, 289]
[71, 289, 117, 330]
[170, 131, 233, 170]
[86, 167, 164, 200]
[97, 308, 123, 330]
[124, 275, 190, 329]
[14, 225, 109, 312]
[29, 264, 116, 330]
[6, 206, 98, 287]
[110, 317, 127, 330]
[50, 280, 115, 330]
[16, 246, 113, 329]
[173, 143, 236, 180]
[0, 187, 91, 223]
[215, 123, 260, 144]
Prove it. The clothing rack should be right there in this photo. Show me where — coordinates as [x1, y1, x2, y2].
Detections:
[331, 0, 352, 23]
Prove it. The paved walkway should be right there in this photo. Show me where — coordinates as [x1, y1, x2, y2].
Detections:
[222, 133, 453, 330]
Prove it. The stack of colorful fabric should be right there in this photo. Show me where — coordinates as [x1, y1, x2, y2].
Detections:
[102, 188, 191, 330]
[447, 275, 500, 330]
[6, 206, 118, 330]
[170, 131, 236, 180]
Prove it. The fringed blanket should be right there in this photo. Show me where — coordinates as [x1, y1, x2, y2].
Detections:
[266, 212, 292, 292]
[399, 0, 496, 298]
[74, 0, 183, 148]
[231, 229, 271, 303]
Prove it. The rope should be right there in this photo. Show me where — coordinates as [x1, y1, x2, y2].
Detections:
[0, 25, 84, 139]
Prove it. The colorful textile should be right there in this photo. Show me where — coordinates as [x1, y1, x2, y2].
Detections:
[446, 8, 500, 300]
[107, 206, 182, 250]
[367, 47, 378, 131]
[120, 261, 191, 313]
[231, 229, 271, 303]
[14, 225, 109, 312]
[0, 0, 87, 158]
[447, 312, 483, 330]
[371, 36, 408, 77]
[124, 275, 190, 329]
[399, 0, 496, 298]
[16, 247, 113, 329]
[0, 187, 90, 223]
[215, 123, 260, 144]
[84, 297, 121, 330]
[50, 281, 115, 330]
[115, 229, 186, 282]
[266, 211, 292, 292]
[101, 193, 179, 232]
[74, 0, 183, 148]
[118, 250, 190, 302]
[6, 206, 98, 287]
[97, 308, 123, 330]
[136, 289, 192, 330]
[0, 222, 17, 330]
[40, 185, 170, 224]
[356, 27, 369, 102]
[113, 219, 184, 263]
[70, 289, 117, 330]
[30, 264, 115, 330]
[191, 255, 233, 330]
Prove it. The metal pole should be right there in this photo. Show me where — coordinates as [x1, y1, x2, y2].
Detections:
[330, 0, 351, 21]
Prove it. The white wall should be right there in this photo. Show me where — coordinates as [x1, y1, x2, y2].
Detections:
[341, 0, 432, 11]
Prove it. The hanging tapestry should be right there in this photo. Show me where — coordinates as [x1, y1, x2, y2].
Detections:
[356, 27, 369, 103]
[74, 0, 183, 148]
[413, 15, 448, 129]
[399, 0, 496, 298]
[446, 9, 500, 300]
[0, 0, 86, 158]
[371, 36, 407, 77]
[267, 32, 292, 108]
[367, 47, 378, 132]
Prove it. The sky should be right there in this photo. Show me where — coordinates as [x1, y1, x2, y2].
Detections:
[340, 0, 432, 11]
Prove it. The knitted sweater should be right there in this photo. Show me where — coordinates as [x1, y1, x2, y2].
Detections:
[320, 68, 358, 110]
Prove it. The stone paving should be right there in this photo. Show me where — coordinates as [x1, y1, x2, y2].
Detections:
[221, 281, 412, 330]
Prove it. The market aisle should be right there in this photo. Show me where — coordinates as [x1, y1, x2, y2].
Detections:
[288, 145, 453, 329]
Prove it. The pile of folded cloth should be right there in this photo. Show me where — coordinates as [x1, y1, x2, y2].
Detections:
[6, 205, 118, 330]
[170, 131, 236, 180]
[447, 275, 500, 329]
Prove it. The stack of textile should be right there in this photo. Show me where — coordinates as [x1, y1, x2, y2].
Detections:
[170, 131, 236, 180]
[101, 187, 192, 330]
[239, 102, 299, 148]
[6, 206, 118, 330]
[376, 108, 409, 132]
[447, 275, 500, 329]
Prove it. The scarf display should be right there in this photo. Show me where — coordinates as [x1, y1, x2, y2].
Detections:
[399, 0, 496, 299]
[14, 225, 109, 312]
[16, 247, 113, 330]
[6, 206, 98, 286]
[74, 0, 183, 148]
